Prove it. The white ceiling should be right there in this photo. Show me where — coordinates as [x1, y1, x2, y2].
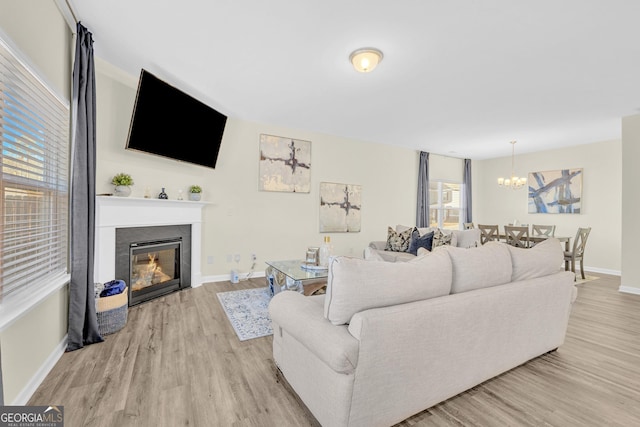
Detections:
[70, 0, 640, 159]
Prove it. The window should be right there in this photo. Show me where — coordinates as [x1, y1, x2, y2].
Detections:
[0, 35, 69, 312]
[429, 181, 461, 229]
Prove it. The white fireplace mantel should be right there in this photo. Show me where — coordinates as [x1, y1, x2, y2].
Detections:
[95, 196, 207, 288]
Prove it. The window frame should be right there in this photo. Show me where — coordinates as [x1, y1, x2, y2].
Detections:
[429, 179, 463, 230]
[0, 30, 70, 331]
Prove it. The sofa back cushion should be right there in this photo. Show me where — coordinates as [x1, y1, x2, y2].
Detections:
[438, 242, 512, 293]
[508, 237, 564, 281]
[451, 228, 481, 248]
[324, 251, 452, 325]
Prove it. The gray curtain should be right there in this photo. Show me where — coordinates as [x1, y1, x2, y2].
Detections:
[463, 158, 472, 223]
[67, 22, 103, 351]
[416, 151, 430, 227]
[0, 344, 3, 405]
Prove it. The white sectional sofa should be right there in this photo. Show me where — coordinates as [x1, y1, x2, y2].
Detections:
[268, 238, 576, 427]
[367, 225, 482, 262]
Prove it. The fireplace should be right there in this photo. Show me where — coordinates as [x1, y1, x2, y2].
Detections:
[95, 196, 206, 296]
[129, 238, 182, 305]
[115, 225, 192, 306]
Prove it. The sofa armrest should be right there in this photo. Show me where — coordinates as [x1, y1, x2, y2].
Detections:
[369, 241, 386, 250]
[269, 291, 359, 373]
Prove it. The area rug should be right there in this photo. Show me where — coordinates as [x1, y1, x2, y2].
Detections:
[217, 287, 273, 341]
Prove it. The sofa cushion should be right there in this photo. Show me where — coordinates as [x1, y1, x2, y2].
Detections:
[437, 242, 512, 293]
[385, 226, 413, 252]
[408, 229, 434, 255]
[452, 228, 481, 248]
[507, 237, 564, 281]
[324, 251, 453, 325]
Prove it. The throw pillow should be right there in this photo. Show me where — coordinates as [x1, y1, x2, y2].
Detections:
[454, 228, 482, 248]
[432, 228, 453, 248]
[408, 229, 434, 255]
[385, 226, 413, 252]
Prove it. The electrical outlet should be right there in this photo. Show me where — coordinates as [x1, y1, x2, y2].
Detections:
[207, 255, 214, 265]
[226, 254, 232, 263]
[234, 254, 241, 263]
[250, 253, 257, 262]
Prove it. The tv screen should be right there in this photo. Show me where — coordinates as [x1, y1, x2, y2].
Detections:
[125, 69, 227, 169]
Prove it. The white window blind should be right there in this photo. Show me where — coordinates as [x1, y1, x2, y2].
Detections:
[0, 36, 70, 306]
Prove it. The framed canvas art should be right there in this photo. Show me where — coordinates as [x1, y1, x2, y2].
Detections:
[319, 182, 362, 232]
[528, 168, 582, 214]
[259, 134, 311, 192]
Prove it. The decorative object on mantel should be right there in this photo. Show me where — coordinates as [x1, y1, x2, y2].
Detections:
[259, 133, 311, 193]
[319, 182, 362, 232]
[497, 141, 527, 190]
[528, 168, 583, 214]
[189, 185, 202, 201]
[158, 187, 168, 199]
[111, 172, 134, 197]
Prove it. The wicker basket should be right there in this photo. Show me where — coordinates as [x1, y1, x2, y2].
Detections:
[96, 286, 128, 336]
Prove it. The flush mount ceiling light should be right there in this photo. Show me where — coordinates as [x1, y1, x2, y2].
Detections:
[349, 48, 383, 73]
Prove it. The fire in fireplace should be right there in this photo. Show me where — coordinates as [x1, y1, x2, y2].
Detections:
[115, 225, 192, 306]
[129, 239, 181, 305]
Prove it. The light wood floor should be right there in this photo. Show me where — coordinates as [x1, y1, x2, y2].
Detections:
[30, 274, 640, 427]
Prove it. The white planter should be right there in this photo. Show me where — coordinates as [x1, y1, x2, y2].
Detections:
[114, 185, 131, 197]
[189, 193, 201, 201]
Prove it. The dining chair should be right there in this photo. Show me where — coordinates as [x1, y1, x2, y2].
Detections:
[478, 224, 499, 245]
[532, 224, 556, 237]
[504, 225, 530, 248]
[463, 222, 474, 229]
[564, 227, 592, 280]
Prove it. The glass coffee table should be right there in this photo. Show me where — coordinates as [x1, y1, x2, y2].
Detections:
[265, 259, 328, 296]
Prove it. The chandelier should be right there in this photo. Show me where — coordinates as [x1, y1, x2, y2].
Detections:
[497, 141, 527, 189]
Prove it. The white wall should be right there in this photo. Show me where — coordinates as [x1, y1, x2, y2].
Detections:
[473, 140, 621, 274]
[95, 62, 419, 278]
[0, 0, 71, 404]
[620, 115, 640, 293]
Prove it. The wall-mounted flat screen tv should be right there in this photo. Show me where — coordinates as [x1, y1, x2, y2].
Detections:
[125, 69, 227, 169]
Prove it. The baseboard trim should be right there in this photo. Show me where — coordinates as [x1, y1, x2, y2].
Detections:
[11, 334, 67, 405]
[619, 286, 640, 296]
[201, 271, 266, 284]
[584, 266, 620, 276]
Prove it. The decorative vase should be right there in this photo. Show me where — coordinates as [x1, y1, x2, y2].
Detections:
[189, 192, 201, 201]
[158, 188, 168, 199]
[114, 185, 131, 197]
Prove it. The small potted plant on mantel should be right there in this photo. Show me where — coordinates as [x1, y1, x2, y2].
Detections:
[189, 185, 202, 201]
[111, 173, 134, 197]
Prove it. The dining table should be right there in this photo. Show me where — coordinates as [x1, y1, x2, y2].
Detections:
[498, 234, 571, 251]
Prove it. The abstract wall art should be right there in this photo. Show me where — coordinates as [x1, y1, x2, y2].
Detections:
[528, 168, 583, 214]
[259, 134, 311, 192]
[319, 182, 362, 232]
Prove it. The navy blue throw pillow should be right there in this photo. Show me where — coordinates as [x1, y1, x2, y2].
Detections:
[408, 229, 434, 255]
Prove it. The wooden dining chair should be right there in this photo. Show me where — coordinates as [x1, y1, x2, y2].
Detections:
[478, 224, 499, 245]
[463, 222, 474, 229]
[532, 224, 556, 237]
[504, 225, 530, 248]
[564, 227, 592, 280]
